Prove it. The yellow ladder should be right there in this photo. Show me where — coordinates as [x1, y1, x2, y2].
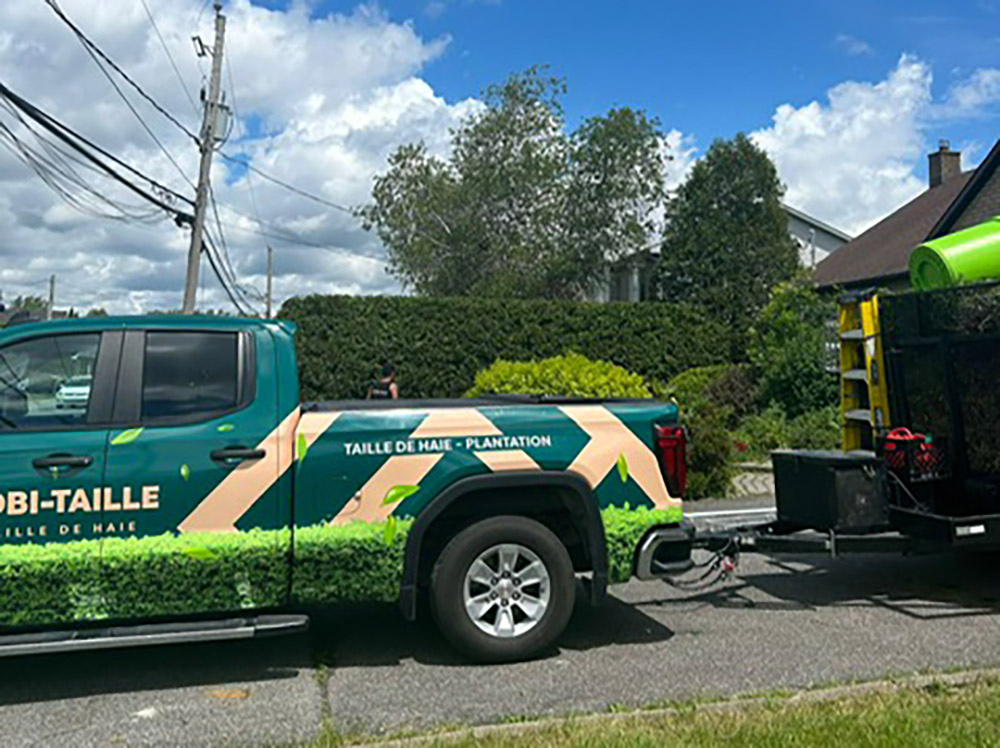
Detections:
[838, 290, 891, 451]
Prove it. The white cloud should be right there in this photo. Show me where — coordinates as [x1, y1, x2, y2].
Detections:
[663, 129, 698, 191]
[834, 34, 874, 56]
[0, 0, 474, 313]
[946, 68, 1000, 111]
[752, 55, 936, 236]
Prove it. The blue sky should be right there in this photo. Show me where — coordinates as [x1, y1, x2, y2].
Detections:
[268, 0, 1000, 179]
[2, 0, 996, 311]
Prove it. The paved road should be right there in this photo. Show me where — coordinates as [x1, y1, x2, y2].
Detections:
[3, 510, 1000, 744]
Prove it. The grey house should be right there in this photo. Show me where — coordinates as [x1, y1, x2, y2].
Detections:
[598, 203, 851, 302]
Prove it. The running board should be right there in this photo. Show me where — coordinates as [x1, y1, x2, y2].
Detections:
[0, 614, 309, 658]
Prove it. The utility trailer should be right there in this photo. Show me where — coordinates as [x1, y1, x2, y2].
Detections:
[647, 281, 1000, 579]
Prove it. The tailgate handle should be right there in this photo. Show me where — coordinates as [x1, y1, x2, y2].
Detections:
[33, 454, 93, 470]
[211, 447, 266, 463]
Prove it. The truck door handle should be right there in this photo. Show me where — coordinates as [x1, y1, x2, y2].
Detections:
[33, 454, 93, 470]
[211, 447, 266, 463]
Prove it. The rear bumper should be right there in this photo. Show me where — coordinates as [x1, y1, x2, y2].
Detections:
[634, 523, 695, 580]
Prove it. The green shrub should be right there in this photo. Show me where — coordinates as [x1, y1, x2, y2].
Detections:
[749, 280, 837, 418]
[685, 402, 736, 499]
[734, 404, 840, 459]
[280, 295, 729, 400]
[659, 364, 757, 430]
[787, 405, 841, 451]
[0, 508, 680, 627]
[734, 402, 790, 461]
[467, 353, 651, 398]
[656, 365, 747, 499]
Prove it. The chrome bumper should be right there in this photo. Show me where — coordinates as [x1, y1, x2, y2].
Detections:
[634, 523, 695, 580]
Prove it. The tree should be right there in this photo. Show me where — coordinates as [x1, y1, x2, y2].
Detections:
[359, 68, 666, 299]
[9, 295, 47, 314]
[749, 279, 837, 418]
[655, 134, 799, 356]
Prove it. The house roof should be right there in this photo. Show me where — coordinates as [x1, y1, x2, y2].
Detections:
[813, 170, 974, 288]
[781, 202, 853, 242]
[928, 138, 1000, 239]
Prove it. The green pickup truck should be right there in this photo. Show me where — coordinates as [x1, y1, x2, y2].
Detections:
[0, 316, 689, 661]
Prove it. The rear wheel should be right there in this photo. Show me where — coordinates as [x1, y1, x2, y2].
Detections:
[430, 515, 575, 662]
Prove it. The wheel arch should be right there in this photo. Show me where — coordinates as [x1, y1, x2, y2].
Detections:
[399, 471, 608, 621]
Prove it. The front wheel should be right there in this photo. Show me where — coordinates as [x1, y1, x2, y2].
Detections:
[430, 515, 575, 662]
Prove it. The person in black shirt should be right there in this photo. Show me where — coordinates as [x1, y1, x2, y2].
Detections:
[367, 363, 399, 400]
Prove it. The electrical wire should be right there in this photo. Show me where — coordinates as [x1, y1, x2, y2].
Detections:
[224, 53, 268, 241]
[219, 152, 353, 213]
[203, 232, 258, 316]
[40, 0, 195, 190]
[138, 0, 199, 117]
[40, 0, 200, 144]
[0, 81, 193, 220]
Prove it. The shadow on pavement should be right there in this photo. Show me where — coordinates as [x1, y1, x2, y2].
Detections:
[307, 587, 675, 669]
[0, 632, 311, 707]
[646, 551, 1000, 620]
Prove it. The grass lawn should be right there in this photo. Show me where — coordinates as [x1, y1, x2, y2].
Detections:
[320, 674, 1000, 746]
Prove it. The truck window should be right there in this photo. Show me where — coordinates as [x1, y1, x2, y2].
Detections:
[0, 333, 100, 429]
[141, 331, 241, 422]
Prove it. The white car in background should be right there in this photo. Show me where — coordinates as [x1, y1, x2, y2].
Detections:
[55, 375, 92, 409]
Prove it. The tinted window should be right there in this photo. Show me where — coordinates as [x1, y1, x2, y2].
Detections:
[0, 333, 101, 429]
[141, 332, 239, 422]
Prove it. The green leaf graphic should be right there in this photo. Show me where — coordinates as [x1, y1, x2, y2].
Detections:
[382, 484, 419, 507]
[617, 452, 629, 483]
[217, 423, 235, 432]
[297, 433, 309, 463]
[383, 516, 398, 546]
[111, 427, 144, 446]
[180, 464, 191, 481]
[182, 547, 217, 562]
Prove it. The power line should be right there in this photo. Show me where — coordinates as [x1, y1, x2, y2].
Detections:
[203, 232, 258, 316]
[40, 0, 199, 144]
[138, 0, 199, 117]
[219, 152, 353, 213]
[225, 53, 267, 239]
[0, 82, 193, 214]
[0, 82, 192, 221]
[40, 0, 194, 191]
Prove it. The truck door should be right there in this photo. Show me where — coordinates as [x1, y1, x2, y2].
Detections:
[100, 326, 289, 618]
[0, 330, 118, 629]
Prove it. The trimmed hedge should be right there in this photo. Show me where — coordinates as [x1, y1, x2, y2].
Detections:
[467, 353, 652, 399]
[0, 507, 679, 627]
[280, 295, 729, 400]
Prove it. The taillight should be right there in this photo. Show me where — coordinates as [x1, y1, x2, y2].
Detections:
[655, 424, 688, 499]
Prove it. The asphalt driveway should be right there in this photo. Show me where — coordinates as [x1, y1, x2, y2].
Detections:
[2, 509, 1000, 745]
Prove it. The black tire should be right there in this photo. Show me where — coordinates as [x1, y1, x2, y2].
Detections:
[430, 515, 575, 663]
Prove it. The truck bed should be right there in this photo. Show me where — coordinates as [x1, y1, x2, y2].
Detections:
[303, 396, 665, 412]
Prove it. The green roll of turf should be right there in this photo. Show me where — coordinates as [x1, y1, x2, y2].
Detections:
[909, 216, 1000, 290]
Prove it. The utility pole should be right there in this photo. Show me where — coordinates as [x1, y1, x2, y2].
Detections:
[46, 274, 55, 320]
[182, 3, 226, 314]
[265, 245, 273, 317]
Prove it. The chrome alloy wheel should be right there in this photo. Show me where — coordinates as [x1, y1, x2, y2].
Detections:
[463, 543, 551, 638]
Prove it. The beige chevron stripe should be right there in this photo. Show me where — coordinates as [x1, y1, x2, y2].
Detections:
[559, 405, 680, 509]
[331, 452, 443, 525]
[474, 449, 541, 472]
[409, 408, 502, 438]
[332, 407, 539, 524]
[179, 409, 340, 533]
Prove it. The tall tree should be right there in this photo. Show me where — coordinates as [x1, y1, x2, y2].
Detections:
[359, 68, 666, 299]
[655, 133, 799, 356]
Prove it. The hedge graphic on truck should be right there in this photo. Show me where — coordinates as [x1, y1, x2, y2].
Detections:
[0, 316, 687, 661]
